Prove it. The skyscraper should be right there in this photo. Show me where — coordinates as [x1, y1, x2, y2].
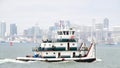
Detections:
[95, 23, 104, 43]
[34, 24, 41, 38]
[0, 22, 6, 37]
[10, 24, 17, 36]
[24, 26, 41, 38]
[103, 18, 109, 29]
[103, 18, 109, 42]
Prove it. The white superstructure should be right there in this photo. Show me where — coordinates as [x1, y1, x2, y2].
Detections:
[17, 26, 96, 62]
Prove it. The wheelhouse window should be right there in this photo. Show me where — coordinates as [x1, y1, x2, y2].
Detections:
[63, 31, 65, 35]
[72, 31, 75, 35]
[60, 31, 62, 35]
[66, 31, 69, 35]
[70, 31, 72, 35]
[57, 31, 60, 35]
[57, 31, 63, 35]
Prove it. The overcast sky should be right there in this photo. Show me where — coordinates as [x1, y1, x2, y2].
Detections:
[0, 0, 120, 33]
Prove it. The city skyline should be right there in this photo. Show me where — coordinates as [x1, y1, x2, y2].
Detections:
[0, 20, 120, 44]
[0, 0, 120, 33]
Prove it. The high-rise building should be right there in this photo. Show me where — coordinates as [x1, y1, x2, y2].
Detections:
[95, 23, 104, 43]
[10, 24, 17, 36]
[24, 26, 41, 38]
[34, 25, 41, 38]
[0, 22, 6, 37]
[103, 18, 109, 42]
[24, 27, 34, 37]
[103, 18, 109, 29]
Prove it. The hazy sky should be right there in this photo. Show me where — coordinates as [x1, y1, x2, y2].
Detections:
[0, 0, 120, 33]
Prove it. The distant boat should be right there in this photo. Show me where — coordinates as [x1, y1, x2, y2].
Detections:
[0, 41, 6, 43]
[105, 42, 117, 45]
[0, 39, 6, 43]
[10, 40, 21, 43]
[6, 40, 21, 43]
[105, 38, 117, 45]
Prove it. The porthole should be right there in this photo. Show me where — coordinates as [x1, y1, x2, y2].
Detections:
[53, 52, 55, 54]
[46, 53, 48, 54]
[73, 43, 75, 46]
[44, 44, 46, 46]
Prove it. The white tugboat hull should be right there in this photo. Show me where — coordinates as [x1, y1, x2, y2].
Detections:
[16, 57, 96, 62]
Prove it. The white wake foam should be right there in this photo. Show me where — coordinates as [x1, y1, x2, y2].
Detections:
[96, 58, 102, 62]
[0, 58, 36, 64]
[56, 61, 70, 63]
[0, 59, 6, 64]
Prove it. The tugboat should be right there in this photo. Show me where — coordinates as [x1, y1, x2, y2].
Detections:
[16, 24, 96, 62]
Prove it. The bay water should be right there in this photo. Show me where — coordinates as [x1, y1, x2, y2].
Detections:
[0, 43, 120, 68]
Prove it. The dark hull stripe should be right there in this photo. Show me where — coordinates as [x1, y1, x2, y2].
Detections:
[70, 48, 77, 51]
[43, 56, 56, 58]
[60, 56, 70, 58]
[43, 56, 71, 58]
[40, 47, 77, 51]
[75, 58, 96, 62]
[41, 47, 66, 51]
[45, 58, 96, 62]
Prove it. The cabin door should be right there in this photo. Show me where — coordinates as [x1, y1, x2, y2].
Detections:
[67, 42, 70, 50]
[73, 52, 75, 58]
[58, 52, 61, 58]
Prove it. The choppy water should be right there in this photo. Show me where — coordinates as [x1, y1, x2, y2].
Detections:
[0, 43, 120, 68]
